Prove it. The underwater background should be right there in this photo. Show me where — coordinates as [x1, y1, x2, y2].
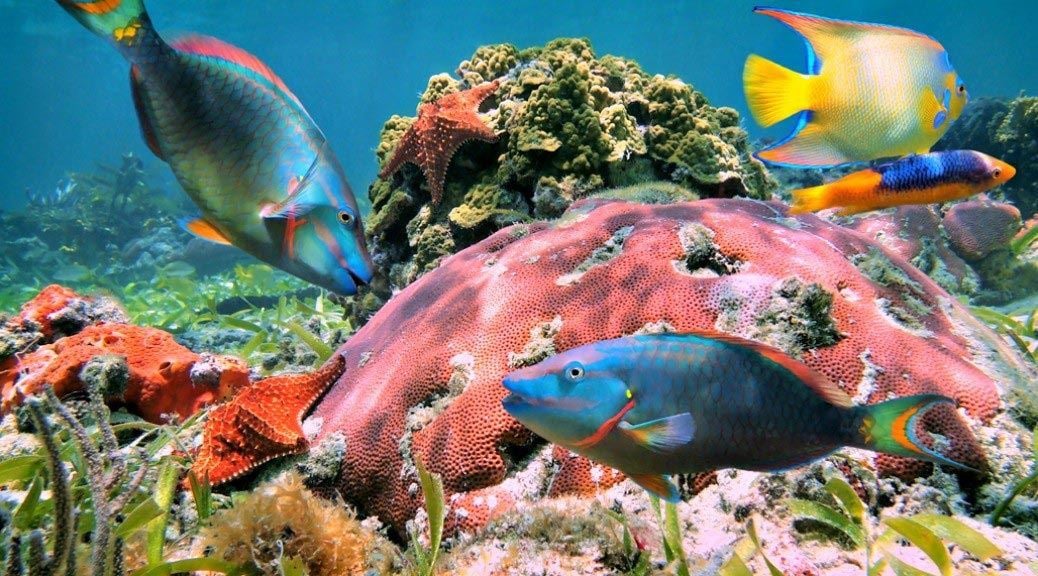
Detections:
[2, 1, 1038, 575]
[2, 0, 1036, 211]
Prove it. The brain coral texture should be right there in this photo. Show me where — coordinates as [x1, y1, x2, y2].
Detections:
[311, 198, 1024, 534]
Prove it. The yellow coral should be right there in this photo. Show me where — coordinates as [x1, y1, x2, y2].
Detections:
[198, 472, 389, 576]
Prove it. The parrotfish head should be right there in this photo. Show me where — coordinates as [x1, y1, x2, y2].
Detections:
[501, 345, 632, 447]
[272, 152, 375, 295]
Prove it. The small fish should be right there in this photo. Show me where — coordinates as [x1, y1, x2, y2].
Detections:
[790, 150, 1015, 216]
[55, 0, 374, 294]
[502, 332, 974, 502]
[744, 7, 968, 167]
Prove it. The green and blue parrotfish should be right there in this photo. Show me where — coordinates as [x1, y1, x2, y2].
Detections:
[55, 0, 374, 294]
[502, 332, 975, 502]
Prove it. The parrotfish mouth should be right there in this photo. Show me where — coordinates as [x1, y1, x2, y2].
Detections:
[501, 376, 540, 409]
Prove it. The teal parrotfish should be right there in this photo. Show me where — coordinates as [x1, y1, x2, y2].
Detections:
[744, 6, 968, 168]
[502, 332, 975, 502]
[54, 0, 374, 294]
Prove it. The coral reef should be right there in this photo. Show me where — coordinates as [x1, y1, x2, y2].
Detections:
[190, 355, 347, 485]
[306, 197, 1031, 535]
[944, 200, 1022, 261]
[368, 39, 775, 292]
[936, 95, 1038, 217]
[1, 323, 249, 423]
[198, 471, 392, 575]
[0, 284, 127, 360]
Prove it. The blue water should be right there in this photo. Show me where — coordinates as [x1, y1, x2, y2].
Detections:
[1, 0, 1035, 209]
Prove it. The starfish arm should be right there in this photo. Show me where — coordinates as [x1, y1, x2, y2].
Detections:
[379, 125, 423, 180]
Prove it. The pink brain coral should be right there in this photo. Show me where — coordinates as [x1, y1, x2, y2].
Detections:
[310, 198, 1024, 534]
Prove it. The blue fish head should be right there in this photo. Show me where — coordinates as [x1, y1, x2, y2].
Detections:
[502, 346, 631, 448]
[272, 154, 376, 295]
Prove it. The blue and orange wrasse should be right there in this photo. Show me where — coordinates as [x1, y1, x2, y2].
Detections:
[502, 332, 976, 502]
[744, 7, 968, 167]
[790, 150, 1016, 216]
[54, 0, 374, 294]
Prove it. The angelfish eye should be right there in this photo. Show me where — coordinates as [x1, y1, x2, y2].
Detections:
[958, 84, 966, 94]
[337, 211, 354, 225]
[564, 362, 585, 381]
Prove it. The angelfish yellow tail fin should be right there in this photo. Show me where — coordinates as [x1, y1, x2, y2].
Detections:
[743, 54, 811, 127]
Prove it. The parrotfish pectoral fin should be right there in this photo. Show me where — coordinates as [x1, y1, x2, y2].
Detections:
[755, 123, 851, 168]
[629, 473, 682, 503]
[743, 54, 812, 127]
[857, 394, 979, 472]
[180, 217, 232, 245]
[618, 413, 695, 452]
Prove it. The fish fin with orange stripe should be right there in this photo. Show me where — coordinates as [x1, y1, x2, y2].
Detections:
[855, 394, 978, 471]
[171, 36, 305, 110]
[676, 330, 854, 408]
[55, 0, 150, 44]
[628, 473, 682, 503]
[180, 217, 232, 245]
[753, 7, 944, 62]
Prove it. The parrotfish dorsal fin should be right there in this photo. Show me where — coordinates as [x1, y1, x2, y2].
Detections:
[171, 35, 304, 109]
[753, 7, 944, 66]
[681, 330, 855, 408]
[129, 66, 165, 160]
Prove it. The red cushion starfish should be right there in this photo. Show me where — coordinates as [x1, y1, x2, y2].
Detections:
[189, 355, 347, 486]
[379, 81, 500, 204]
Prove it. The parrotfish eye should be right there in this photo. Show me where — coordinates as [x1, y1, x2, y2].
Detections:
[337, 211, 354, 226]
[563, 361, 585, 382]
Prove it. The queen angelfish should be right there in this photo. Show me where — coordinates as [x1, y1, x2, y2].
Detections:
[502, 332, 976, 502]
[55, 0, 374, 294]
[744, 7, 968, 168]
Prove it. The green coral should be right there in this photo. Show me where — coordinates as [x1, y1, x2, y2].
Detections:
[457, 43, 521, 86]
[367, 37, 774, 298]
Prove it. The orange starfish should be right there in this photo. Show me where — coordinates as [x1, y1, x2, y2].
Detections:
[190, 355, 347, 486]
[379, 81, 500, 204]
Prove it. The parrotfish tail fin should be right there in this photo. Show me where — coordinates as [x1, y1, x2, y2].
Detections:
[55, 0, 157, 51]
[856, 394, 977, 472]
[788, 183, 832, 215]
[743, 54, 811, 128]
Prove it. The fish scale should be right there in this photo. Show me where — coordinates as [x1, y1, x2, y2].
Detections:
[55, 0, 374, 294]
[503, 332, 974, 502]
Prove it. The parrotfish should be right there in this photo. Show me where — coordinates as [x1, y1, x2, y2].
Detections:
[54, 0, 374, 294]
[790, 150, 1015, 216]
[744, 7, 968, 168]
[502, 332, 974, 502]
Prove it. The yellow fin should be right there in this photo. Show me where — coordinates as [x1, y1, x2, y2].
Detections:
[628, 473, 681, 503]
[743, 54, 811, 127]
[919, 87, 947, 138]
[618, 413, 695, 452]
[756, 123, 849, 168]
[754, 7, 944, 62]
[789, 183, 833, 214]
[182, 218, 232, 245]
